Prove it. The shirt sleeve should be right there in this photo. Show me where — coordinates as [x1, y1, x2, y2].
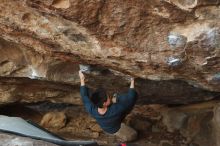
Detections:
[117, 88, 138, 108]
[80, 86, 96, 115]
[103, 88, 138, 117]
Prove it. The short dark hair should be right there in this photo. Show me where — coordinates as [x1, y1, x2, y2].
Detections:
[91, 88, 107, 108]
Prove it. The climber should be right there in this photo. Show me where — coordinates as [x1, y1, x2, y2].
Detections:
[79, 70, 138, 142]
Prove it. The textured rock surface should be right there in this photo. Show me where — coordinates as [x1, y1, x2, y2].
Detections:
[161, 101, 220, 146]
[0, 0, 219, 105]
[0, 1, 220, 145]
[40, 112, 67, 129]
[213, 104, 220, 146]
[0, 37, 219, 105]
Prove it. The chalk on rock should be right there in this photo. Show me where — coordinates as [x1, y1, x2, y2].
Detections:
[79, 64, 91, 73]
[167, 56, 182, 67]
[124, 76, 134, 82]
[168, 33, 187, 48]
[212, 73, 220, 83]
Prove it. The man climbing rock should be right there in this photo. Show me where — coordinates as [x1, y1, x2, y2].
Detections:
[79, 71, 138, 142]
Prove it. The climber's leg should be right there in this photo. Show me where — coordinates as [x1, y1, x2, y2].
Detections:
[114, 123, 137, 142]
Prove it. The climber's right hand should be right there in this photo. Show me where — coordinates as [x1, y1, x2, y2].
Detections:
[130, 77, 135, 88]
[79, 70, 85, 81]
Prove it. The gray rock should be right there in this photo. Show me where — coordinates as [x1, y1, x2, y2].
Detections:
[168, 33, 187, 48]
[162, 110, 187, 132]
[167, 57, 182, 67]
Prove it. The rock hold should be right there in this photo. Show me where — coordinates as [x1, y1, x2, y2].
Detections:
[167, 56, 182, 67]
[168, 33, 187, 48]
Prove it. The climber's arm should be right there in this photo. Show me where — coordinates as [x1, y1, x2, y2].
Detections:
[117, 77, 137, 105]
[127, 77, 137, 104]
[79, 71, 85, 86]
[79, 71, 96, 115]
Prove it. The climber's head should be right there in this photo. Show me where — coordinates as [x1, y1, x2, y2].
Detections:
[91, 88, 111, 108]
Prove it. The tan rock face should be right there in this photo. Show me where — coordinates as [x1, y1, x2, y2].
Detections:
[0, 0, 219, 105]
[0, 0, 219, 91]
[0, 38, 217, 105]
[1, 1, 220, 145]
[51, 0, 70, 9]
[40, 112, 67, 129]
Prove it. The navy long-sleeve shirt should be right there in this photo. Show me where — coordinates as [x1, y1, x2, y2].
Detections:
[80, 86, 138, 134]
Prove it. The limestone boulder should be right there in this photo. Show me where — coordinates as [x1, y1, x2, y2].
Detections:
[40, 112, 67, 129]
[161, 101, 220, 146]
